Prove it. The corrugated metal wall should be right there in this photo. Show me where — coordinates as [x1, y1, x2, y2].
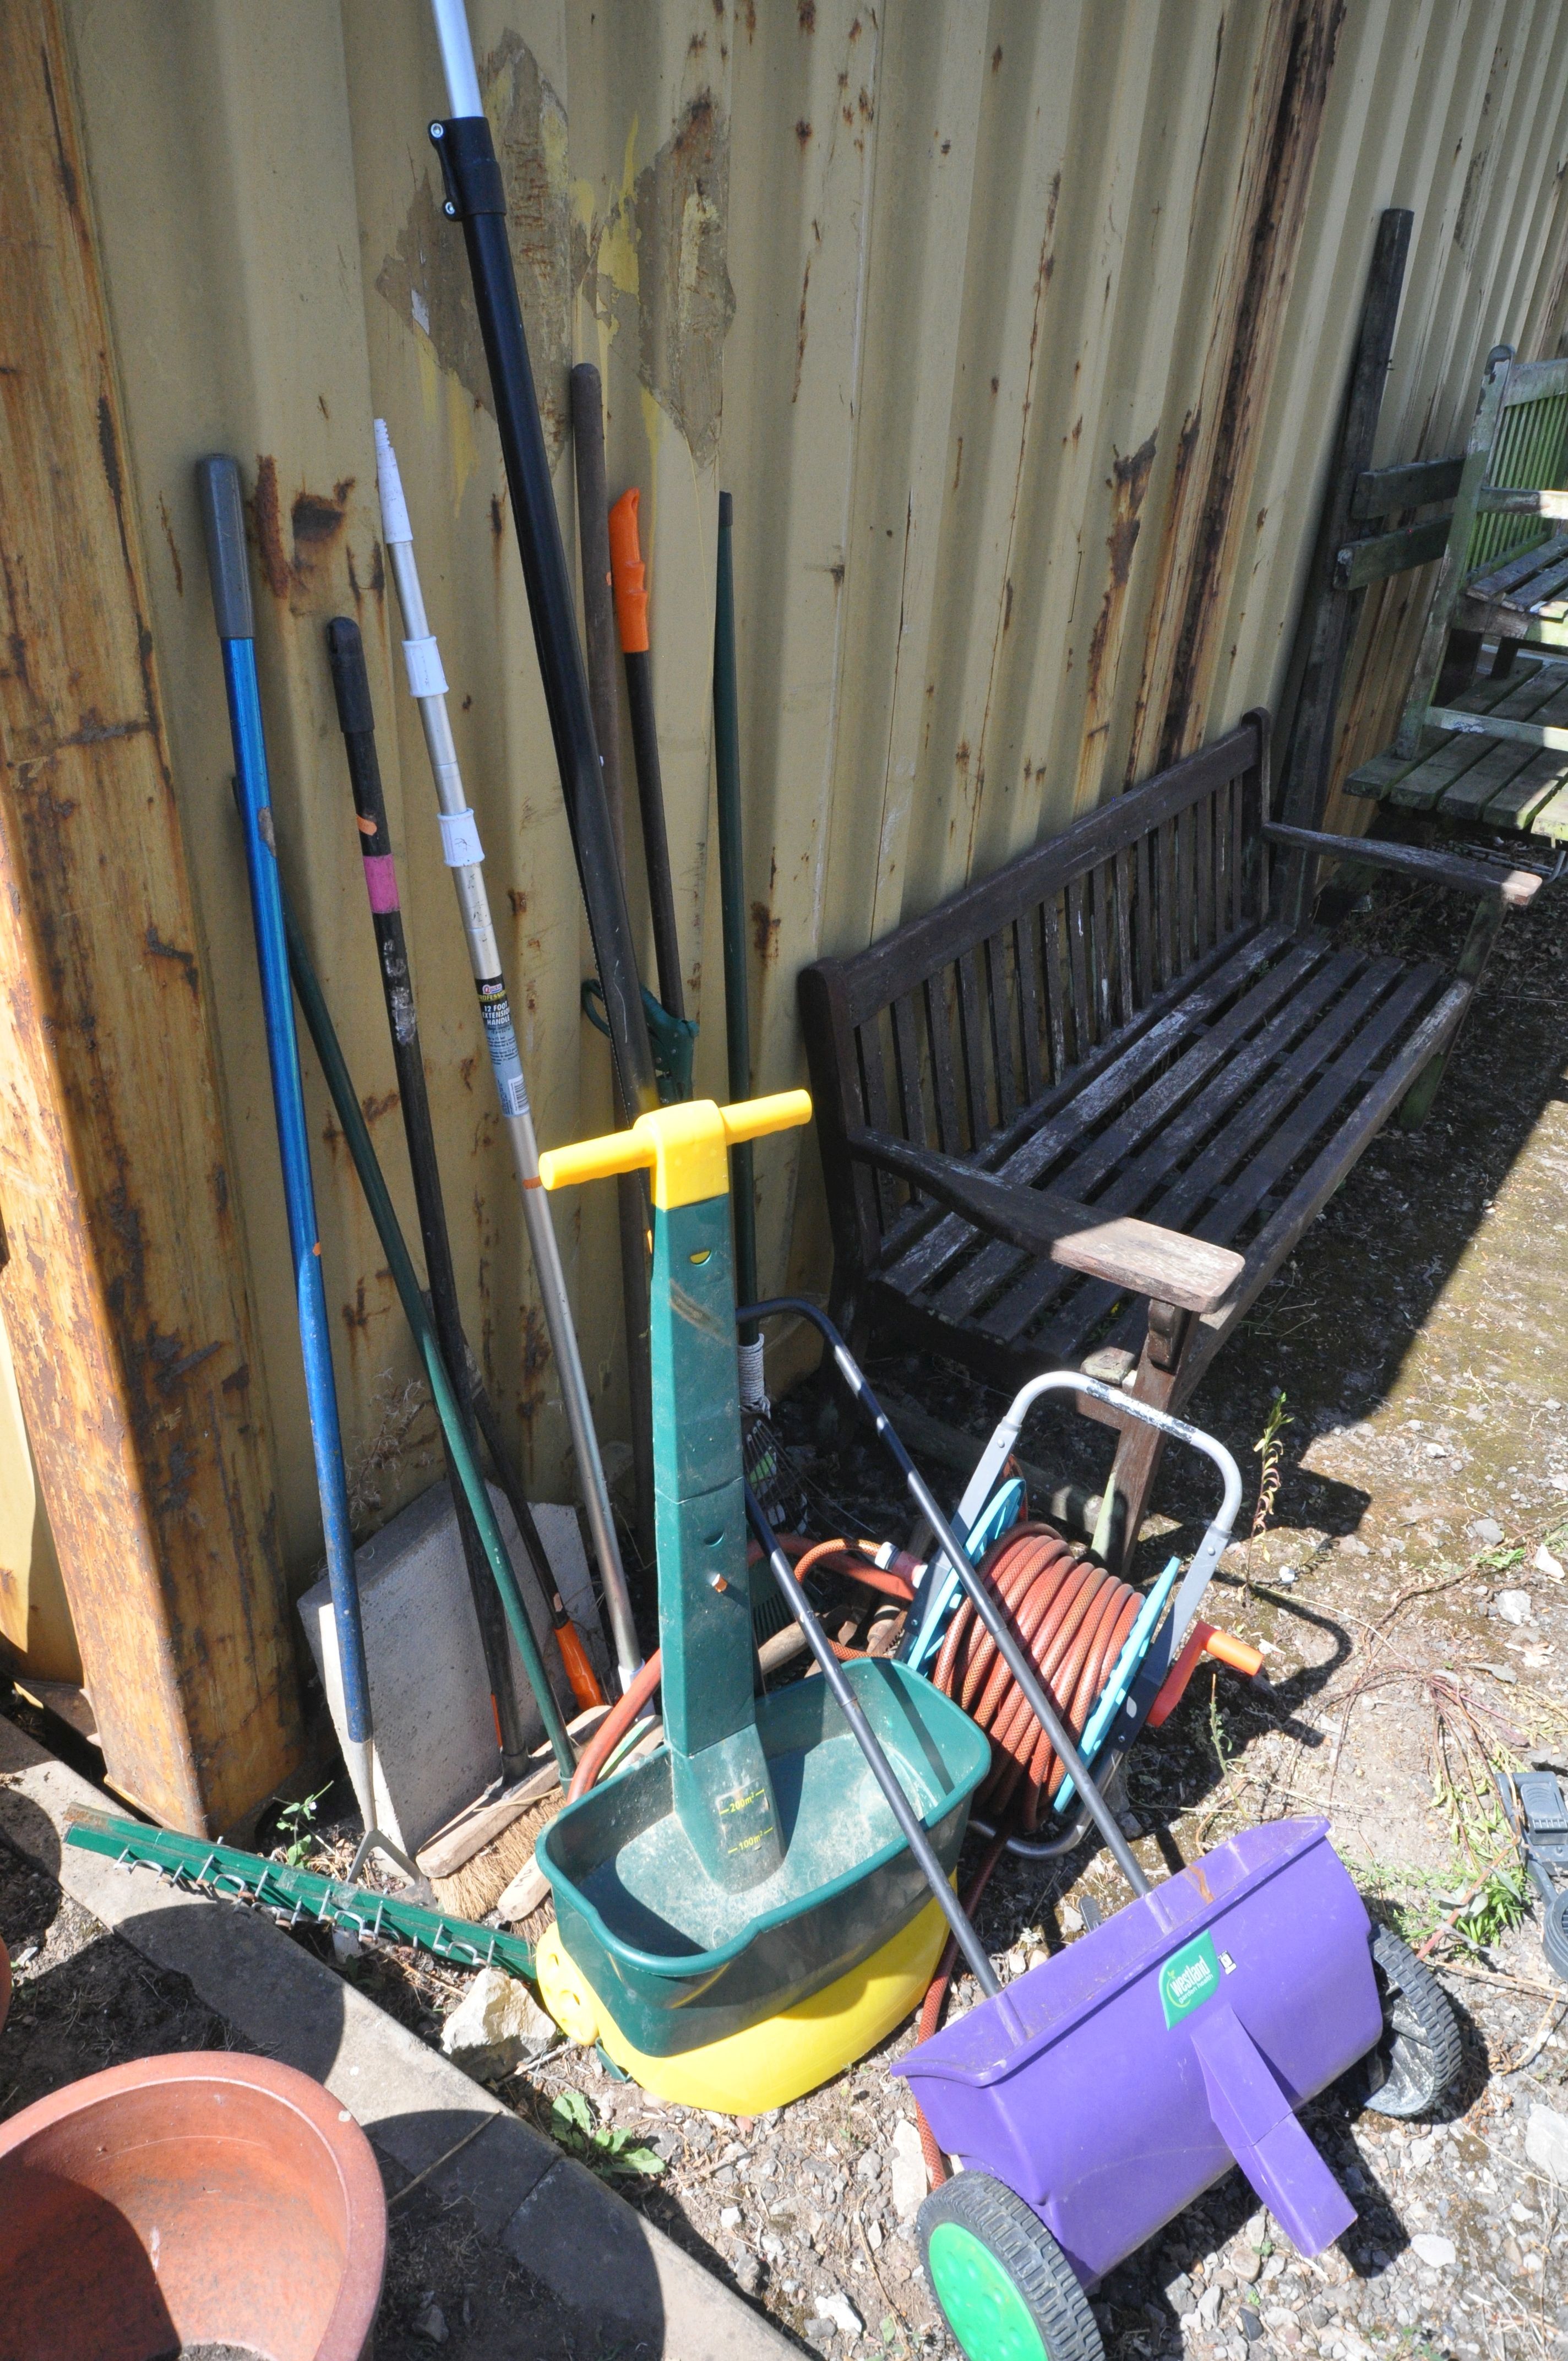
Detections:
[37, 0, 1568, 1600]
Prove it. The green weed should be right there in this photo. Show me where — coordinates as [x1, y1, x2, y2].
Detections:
[549, 2088, 665, 2180]
[275, 1785, 331, 1868]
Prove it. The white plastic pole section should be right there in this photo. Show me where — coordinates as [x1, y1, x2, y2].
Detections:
[374, 422, 641, 1692]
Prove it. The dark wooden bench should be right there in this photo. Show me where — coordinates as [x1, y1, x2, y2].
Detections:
[799, 710, 1539, 1565]
[1278, 207, 1568, 858]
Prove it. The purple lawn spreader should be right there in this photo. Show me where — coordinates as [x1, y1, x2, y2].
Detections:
[901, 1818, 1382, 2282]
[894, 1823, 1460, 2361]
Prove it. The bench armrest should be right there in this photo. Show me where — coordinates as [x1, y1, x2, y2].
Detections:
[846, 1130, 1244, 1316]
[1262, 821, 1542, 909]
[1474, 487, 1568, 520]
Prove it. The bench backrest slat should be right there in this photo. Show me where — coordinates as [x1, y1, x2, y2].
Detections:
[799, 717, 1268, 1286]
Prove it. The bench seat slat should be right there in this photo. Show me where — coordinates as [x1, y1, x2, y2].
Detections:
[880, 926, 1288, 1300]
[1033, 955, 1405, 1359]
[972, 946, 1369, 1345]
[1464, 530, 1568, 602]
[1384, 664, 1568, 810]
[924, 937, 1324, 1324]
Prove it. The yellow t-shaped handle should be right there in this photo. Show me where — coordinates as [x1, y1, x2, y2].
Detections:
[538, 1091, 812, 1211]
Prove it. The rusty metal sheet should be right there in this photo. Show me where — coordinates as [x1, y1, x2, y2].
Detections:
[40, 0, 1568, 1602]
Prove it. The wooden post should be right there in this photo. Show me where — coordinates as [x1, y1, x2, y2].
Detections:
[1276, 210, 1413, 882]
[0, 1, 302, 1833]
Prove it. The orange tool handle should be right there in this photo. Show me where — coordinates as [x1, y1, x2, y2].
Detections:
[608, 487, 650, 654]
[1146, 1619, 1265, 1729]
[553, 1611, 606, 1713]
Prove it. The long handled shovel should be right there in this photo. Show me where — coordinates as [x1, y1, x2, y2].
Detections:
[373, 422, 641, 1692]
[325, 617, 602, 1726]
[607, 488, 687, 1040]
[194, 455, 399, 1849]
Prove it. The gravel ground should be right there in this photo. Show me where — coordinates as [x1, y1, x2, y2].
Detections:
[5, 868, 1568, 2361]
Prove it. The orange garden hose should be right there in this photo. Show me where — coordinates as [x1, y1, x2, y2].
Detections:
[929, 1522, 1141, 1833]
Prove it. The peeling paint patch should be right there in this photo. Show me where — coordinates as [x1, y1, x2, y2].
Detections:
[378, 36, 573, 461]
[628, 96, 735, 467]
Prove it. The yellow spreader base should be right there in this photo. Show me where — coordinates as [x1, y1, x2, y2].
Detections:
[536, 1893, 951, 2114]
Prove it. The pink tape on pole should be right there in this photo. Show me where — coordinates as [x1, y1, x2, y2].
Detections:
[362, 852, 400, 913]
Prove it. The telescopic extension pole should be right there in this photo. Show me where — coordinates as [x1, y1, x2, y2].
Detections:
[607, 489, 685, 1029]
[713, 493, 761, 1384]
[194, 455, 382, 1836]
[325, 617, 601, 1729]
[373, 421, 641, 1693]
[425, 0, 657, 1128]
[277, 877, 577, 1786]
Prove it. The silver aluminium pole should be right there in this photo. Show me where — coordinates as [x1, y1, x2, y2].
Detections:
[374, 420, 642, 1690]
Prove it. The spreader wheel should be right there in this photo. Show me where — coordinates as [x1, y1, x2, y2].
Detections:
[918, 2174, 1103, 2361]
[1363, 1925, 1461, 2118]
[1544, 1891, 1568, 1983]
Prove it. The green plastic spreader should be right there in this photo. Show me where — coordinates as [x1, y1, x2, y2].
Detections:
[532, 1095, 988, 2087]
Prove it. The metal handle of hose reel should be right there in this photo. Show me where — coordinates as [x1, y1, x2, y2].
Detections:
[949, 1370, 1244, 1653]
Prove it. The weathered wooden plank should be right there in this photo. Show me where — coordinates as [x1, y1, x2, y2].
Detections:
[889, 992, 928, 1149]
[0, 3, 300, 1832]
[845, 1133, 1244, 1316]
[924, 969, 963, 1155]
[1113, 848, 1136, 1030]
[1277, 212, 1413, 835]
[1040, 895, 1069, 1086]
[1037, 955, 1403, 1357]
[1133, 832, 1154, 1006]
[1469, 744, 1568, 831]
[1193, 965, 1447, 1251]
[984, 931, 1018, 1130]
[976, 944, 1353, 1343]
[881, 927, 1287, 1299]
[1468, 537, 1568, 605]
[1014, 917, 1043, 1106]
[824, 722, 1260, 1028]
[1383, 665, 1564, 810]
[1155, 816, 1177, 988]
[955, 948, 989, 1148]
[1065, 874, 1093, 1062]
[1337, 515, 1451, 590]
[934, 939, 1319, 1325]
[1350, 453, 1463, 519]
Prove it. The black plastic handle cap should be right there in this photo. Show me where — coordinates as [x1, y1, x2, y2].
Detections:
[195, 455, 254, 641]
[325, 616, 375, 737]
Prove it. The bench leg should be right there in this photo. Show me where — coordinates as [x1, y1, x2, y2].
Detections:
[1435, 628, 1484, 707]
[1397, 900, 1503, 1130]
[1101, 1301, 1193, 1576]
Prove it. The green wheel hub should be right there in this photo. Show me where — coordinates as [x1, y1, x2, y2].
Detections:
[928, 2221, 1049, 2361]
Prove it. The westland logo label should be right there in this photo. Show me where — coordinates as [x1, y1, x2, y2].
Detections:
[1159, 1931, 1222, 2027]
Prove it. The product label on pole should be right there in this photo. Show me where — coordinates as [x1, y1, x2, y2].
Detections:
[476, 976, 531, 1118]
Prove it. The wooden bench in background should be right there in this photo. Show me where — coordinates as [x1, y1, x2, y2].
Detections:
[1279, 207, 1568, 859]
[801, 711, 1538, 1566]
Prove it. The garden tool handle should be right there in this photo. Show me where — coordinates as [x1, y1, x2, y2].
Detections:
[608, 487, 650, 653]
[539, 1091, 812, 1206]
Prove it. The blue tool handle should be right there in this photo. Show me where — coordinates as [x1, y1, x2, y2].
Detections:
[196, 456, 372, 1751]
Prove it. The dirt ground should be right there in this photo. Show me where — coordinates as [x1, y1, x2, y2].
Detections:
[5, 866, 1568, 2361]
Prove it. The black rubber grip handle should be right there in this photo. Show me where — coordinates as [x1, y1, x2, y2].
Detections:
[195, 455, 254, 641]
[325, 615, 377, 738]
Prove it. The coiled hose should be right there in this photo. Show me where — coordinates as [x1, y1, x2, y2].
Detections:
[929, 1520, 1140, 1833]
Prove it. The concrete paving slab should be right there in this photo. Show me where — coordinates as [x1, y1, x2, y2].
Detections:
[0, 1717, 794, 2359]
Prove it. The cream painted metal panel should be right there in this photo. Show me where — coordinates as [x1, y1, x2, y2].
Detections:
[49, 1, 1568, 1596]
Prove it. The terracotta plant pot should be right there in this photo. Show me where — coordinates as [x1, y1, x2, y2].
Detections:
[0, 2050, 385, 2360]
